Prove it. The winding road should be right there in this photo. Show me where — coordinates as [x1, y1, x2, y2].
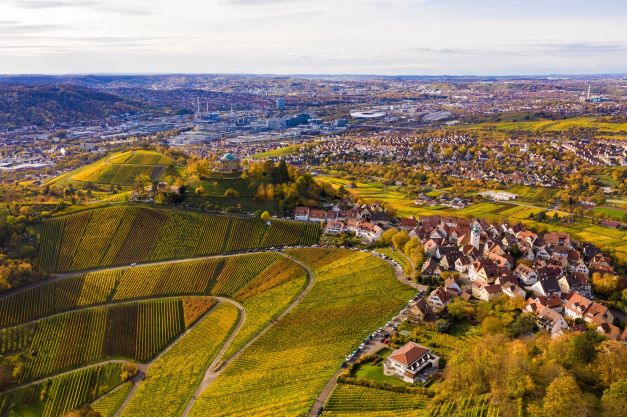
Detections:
[1, 245, 415, 417]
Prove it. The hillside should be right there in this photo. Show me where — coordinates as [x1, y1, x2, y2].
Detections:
[36, 205, 322, 272]
[0, 83, 145, 129]
[46, 150, 177, 188]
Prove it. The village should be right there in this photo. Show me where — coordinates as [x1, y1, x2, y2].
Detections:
[294, 202, 625, 372]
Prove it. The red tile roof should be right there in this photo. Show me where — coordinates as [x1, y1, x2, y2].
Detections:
[388, 342, 430, 366]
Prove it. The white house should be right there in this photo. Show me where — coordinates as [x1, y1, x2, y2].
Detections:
[385, 342, 440, 384]
[514, 264, 538, 286]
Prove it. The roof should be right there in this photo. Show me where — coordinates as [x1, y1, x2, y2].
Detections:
[388, 342, 430, 366]
[220, 153, 238, 161]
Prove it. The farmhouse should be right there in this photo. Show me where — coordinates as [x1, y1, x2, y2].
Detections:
[385, 342, 440, 384]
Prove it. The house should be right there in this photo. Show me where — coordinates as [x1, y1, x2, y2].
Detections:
[583, 303, 614, 325]
[356, 222, 382, 243]
[406, 298, 435, 323]
[294, 206, 310, 221]
[469, 259, 500, 283]
[444, 277, 462, 296]
[596, 322, 622, 340]
[530, 278, 561, 297]
[427, 287, 451, 312]
[385, 342, 440, 384]
[421, 258, 442, 278]
[514, 264, 538, 285]
[563, 292, 593, 320]
[516, 230, 537, 246]
[439, 252, 460, 271]
[558, 273, 591, 296]
[399, 217, 418, 230]
[472, 282, 503, 302]
[501, 282, 526, 299]
[543, 231, 571, 248]
[325, 221, 344, 234]
[309, 209, 327, 222]
[455, 255, 473, 273]
[533, 305, 568, 338]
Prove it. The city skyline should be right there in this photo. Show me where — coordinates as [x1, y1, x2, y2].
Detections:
[1, 0, 627, 75]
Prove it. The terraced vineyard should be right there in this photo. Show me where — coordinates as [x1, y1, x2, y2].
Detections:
[0, 363, 127, 417]
[323, 383, 428, 413]
[188, 249, 415, 417]
[118, 302, 240, 417]
[3, 203, 434, 417]
[0, 252, 303, 327]
[45, 150, 176, 188]
[7, 297, 214, 383]
[37, 206, 321, 272]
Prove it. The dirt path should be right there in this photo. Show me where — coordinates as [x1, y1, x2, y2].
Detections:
[179, 251, 315, 417]
[113, 297, 244, 417]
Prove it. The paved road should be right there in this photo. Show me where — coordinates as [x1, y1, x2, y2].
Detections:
[179, 252, 315, 417]
[307, 252, 419, 417]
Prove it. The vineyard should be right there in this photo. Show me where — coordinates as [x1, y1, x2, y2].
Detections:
[321, 386, 500, 417]
[188, 250, 415, 417]
[36, 206, 321, 272]
[7, 297, 214, 383]
[118, 302, 240, 417]
[323, 383, 427, 413]
[0, 252, 306, 327]
[45, 150, 176, 188]
[0, 363, 127, 417]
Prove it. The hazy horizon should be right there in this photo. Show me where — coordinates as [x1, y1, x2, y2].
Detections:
[1, 0, 627, 75]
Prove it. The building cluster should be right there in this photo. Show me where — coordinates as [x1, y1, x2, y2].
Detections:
[294, 203, 394, 243]
[294, 134, 591, 188]
[401, 215, 624, 341]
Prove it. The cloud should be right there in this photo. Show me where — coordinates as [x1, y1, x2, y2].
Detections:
[0, 21, 67, 34]
[405, 42, 627, 57]
[10, 0, 152, 15]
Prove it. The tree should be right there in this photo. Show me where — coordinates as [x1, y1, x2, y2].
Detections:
[543, 374, 591, 417]
[591, 272, 620, 297]
[134, 173, 151, 192]
[391, 231, 410, 251]
[224, 188, 240, 198]
[194, 185, 205, 196]
[447, 298, 474, 322]
[510, 313, 536, 337]
[260, 211, 271, 222]
[601, 379, 627, 417]
[381, 228, 398, 245]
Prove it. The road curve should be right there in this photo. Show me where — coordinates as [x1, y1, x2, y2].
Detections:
[179, 251, 315, 417]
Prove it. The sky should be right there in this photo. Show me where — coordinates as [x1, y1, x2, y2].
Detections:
[1, 0, 627, 75]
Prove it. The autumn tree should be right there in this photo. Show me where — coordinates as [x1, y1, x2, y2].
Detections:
[543, 374, 591, 417]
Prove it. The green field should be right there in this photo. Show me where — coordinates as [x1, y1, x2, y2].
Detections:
[457, 116, 627, 137]
[252, 143, 309, 159]
[46, 150, 177, 188]
[36, 205, 321, 272]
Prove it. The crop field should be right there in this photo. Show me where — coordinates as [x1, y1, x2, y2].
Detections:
[188, 250, 415, 417]
[10, 297, 212, 383]
[118, 302, 240, 417]
[37, 206, 321, 272]
[0, 363, 126, 417]
[45, 150, 176, 188]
